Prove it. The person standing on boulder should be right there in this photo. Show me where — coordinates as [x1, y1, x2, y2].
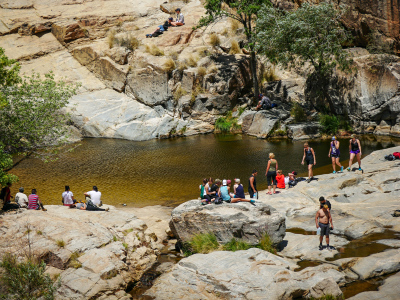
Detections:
[328, 136, 343, 174]
[301, 142, 316, 183]
[265, 153, 278, 194]
[248, 170, 258, 199]
[347, 134, 362, 171]
[315, 202, 333, 250]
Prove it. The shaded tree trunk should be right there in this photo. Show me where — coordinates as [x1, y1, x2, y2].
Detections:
[250, 51, 259, 104]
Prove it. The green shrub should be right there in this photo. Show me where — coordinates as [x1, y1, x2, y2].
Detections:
[238, 106, 246, 116]
[215, 111, 241, 133]
[223, 238, 252, 251]
[0, 253, 59, 300]
[257, 233, 276, 254]
[319, 114, 340, 134]
[290, 103, 307, 122]
[184, 233, 220, 255]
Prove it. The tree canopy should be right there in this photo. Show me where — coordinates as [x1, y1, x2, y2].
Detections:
[256, 3, 353, 78]
[0, 47, 79, 186]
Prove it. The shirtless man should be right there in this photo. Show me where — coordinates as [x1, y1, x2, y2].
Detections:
[315, 203, 333, 250]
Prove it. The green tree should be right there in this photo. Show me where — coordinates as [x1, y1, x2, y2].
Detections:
[0, 47, 79, 186]
[198, 0, 272, 102]
[256, 3, 353, 110]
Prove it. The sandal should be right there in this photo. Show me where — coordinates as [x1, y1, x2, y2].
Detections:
[267, 192, 272, 195]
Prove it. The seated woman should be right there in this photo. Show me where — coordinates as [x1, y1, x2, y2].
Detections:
[28, 189, 47, 211]
[69, 203, 109, 211]
[229, 179, 255, 204]
[199, 178, 208, 204]
[276, 170, 285, 189]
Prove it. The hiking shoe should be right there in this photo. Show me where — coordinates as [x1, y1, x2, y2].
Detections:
[358, 167, 362, 171]
[307, 178, 311, 183]
[333, 171, 336, 174]
[105, 207, 109, 212]
[347, 167, 350, 171]
[340, 166, 344, 172]
[42, 208, 47, 211]
[250, 200, 256, 206]
[319, 245, 323, 250]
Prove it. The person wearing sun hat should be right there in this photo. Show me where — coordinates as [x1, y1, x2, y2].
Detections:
[328, 136, 343, 174]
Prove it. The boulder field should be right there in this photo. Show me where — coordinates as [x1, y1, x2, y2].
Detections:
[1, 0, 400, 140]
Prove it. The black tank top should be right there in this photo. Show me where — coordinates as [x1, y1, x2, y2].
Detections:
[351, 139, 359, 151]
[305, 147, 313, 159]
[248, 175, 257, 191]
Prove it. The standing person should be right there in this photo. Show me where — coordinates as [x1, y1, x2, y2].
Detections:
[265, 153, 278, 194]
[301, 142, 316, 183]
[315, 202, 333, 250]
[171, 8, 184, 26]
[347, 134, 362, 171]
[62, 186, 75, 206]
[276, 170, 285, 189]
[248, 170, 258, 199]
[28, 189, 47, 211]
[1, 183, 19, 211]
[84, 186, 102, 206]
[319, 196, 331, 211]
[15, 187, 29, 208]
[328, 136, 343, 174]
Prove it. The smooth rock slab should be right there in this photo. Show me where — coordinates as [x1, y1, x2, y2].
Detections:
[144, 248, 343, 300]
[169, 200, 286, 245]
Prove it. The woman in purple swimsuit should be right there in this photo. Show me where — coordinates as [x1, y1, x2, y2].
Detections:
[328, 136, 343, 174]
[347, 134, 362, 171]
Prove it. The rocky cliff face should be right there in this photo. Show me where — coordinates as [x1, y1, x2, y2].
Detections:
[0, 0, 399, 141]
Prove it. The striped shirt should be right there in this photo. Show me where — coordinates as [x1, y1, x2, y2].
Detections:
[28, 194, 39, 210]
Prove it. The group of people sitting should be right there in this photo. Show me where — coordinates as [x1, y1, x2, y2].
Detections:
[199, 178, 256, 205]
[0, 184, 109, 212]
[146, 8, 185, 38]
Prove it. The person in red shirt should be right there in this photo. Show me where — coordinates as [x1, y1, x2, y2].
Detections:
[276, 170, 285, 189]
[28, 189, 47, 211]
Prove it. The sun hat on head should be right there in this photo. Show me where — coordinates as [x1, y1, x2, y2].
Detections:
[222, 179, 227, 186]
[332, 136, 336, 141]
[235, 178, 240, 183]
[227, 179, 231, 185]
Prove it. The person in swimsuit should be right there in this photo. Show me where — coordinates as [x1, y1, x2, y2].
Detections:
[248, 170, 258, 199]
[328, 136, 343, 174]
[265, 153, 278, 194]
[315, 203, 333, 250]
[301, 142, 316, 183]
[347, 134, 362, 171]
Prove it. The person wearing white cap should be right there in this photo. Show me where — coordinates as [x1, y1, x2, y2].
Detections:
[328, 136, 343, 174]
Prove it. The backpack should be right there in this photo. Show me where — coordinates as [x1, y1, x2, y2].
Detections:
[388, 154, 395, 161]
[393, 152, 400, 159]
[214, 197, 223, 204]
[0, 187, 6, 201]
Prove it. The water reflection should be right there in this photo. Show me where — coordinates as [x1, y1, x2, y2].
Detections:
[11, 134, 400, 207]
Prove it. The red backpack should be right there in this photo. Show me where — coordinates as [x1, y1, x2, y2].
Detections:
[393, 152, 400, 159]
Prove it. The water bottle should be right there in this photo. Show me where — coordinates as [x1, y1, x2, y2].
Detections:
[253, 192, 258, 199]
[316, 227, 321, 235]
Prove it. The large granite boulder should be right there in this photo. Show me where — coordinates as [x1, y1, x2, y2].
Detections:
[169, 200, 286, 245]
[287, 122, 322, 140]
[144, 248, 344, 299]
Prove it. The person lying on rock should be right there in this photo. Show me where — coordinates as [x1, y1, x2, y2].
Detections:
[15, 187, 29, 208]
[84, 186, 102, 207]
[171, 8, 184, 26]
[146, 18, 173, 38]
[69, 203, 109, 212]
[256, 94, 271, 110]
[315, 202, 333, 250]
[220, 179, 255, 205]
[28, 189, 47, 211]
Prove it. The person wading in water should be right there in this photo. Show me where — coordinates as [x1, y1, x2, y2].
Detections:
[328, 136, 343, 174]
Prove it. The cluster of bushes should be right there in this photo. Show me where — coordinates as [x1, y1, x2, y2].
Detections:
[182, 232, 276, 256]
[319, 114, 352, 135]
[215, 111, 241, 133]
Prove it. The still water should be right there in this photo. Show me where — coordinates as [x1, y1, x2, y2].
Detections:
[11, 134, 400, 207]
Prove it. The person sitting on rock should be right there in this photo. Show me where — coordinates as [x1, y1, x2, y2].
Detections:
[1, 183, 20, 211]
[84, 186, 102, 207]
[200, 178, 208, 205]
[146, 18, 173, 38]
[203, 177, 216, 204]
[276, 170, 285, 189]
[69, 203, 109, 212]
[15, 187, 29, 208]
[315, 201, 334, 250]
[221, 179, 255, 204]
[62, 186, 75, 206]
[286, 171, 297, 188]
[256, 94, 271, 110]
[28, 189, 47, 211]
[171, 8, 184, 26]
[234, 179, 245, 199]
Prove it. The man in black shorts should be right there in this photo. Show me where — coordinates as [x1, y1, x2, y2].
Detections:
[315, 202, 333, 250]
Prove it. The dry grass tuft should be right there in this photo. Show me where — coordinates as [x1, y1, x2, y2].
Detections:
[209, 33, 220, 47]
[145, 44, 165, 56]
[173, 86, 187, 102]
[169, 51, 179, 60]
[56, 240, 65, 248]
[197, 47, 211, 58]
[229, 39, 241, 54]
[207, 63, 218, 74]
[107, 29, 116, 48]
[191, 84, 204, 104]
[197, 66, 207, 77]
[187, 55, 198, 67]
[230, 19, 241, 32]
[164, 58, 176, 72]
[263, 66, 280, 82]
[178, 61, 188, 71]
